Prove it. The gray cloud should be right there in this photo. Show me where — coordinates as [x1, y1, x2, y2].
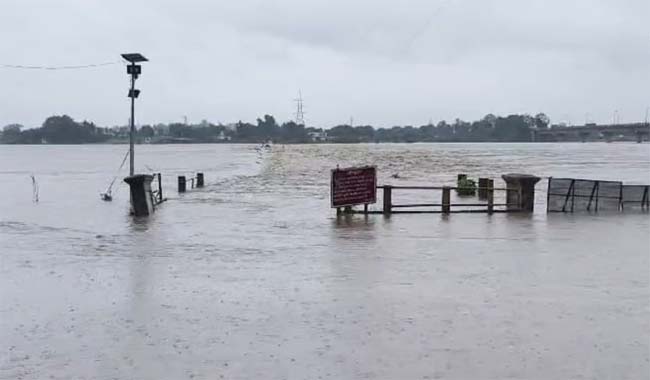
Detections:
[1, 0, 648, 128]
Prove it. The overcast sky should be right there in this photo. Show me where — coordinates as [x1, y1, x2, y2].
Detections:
[1, 0, 649, 128]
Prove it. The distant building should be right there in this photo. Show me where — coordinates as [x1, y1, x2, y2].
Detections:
[308, 130, 328, 142]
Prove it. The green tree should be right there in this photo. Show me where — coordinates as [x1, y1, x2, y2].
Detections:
[1, 124, 24, 143]
[280, 121, 309, 143]
[138, 125, 155, 137]
[534, 113, 550, 129]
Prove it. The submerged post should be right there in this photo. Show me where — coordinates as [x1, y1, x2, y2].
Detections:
[157, 172, 163, 202]
[178, 176, 186, 193]
[478, 178, 489, 199]
[196, 172, 204, 188]
[383, 186, 392, 215]
[442, 186, 451, 214]
[502, 173, 541, 212]
[487, 179, 494, 214]
[124, 174, 155, 217]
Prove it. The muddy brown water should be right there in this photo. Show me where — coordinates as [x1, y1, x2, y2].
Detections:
[1, 143, 649, 379]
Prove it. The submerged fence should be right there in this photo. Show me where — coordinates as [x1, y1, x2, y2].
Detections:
[375, 184, 520, 214]
[332, 170, 542, 216]
[547, 177, 649, 212]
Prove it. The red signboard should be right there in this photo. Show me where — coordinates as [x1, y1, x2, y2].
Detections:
[331, 166, 377, 208]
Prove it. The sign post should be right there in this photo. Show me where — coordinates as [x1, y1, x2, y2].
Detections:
[331, 166, 377, 213]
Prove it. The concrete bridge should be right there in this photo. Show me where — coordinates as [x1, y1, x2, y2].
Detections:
[532, 122, 650, 143]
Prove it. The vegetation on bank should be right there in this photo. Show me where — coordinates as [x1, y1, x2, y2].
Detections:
[1, 113, 550, 144]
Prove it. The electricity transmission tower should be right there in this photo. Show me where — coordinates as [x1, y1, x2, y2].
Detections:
[294, 91, 306, 126]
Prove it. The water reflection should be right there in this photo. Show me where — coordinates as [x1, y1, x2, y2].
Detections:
[127, 215, 152, 232]
[332, 213, 374, 229]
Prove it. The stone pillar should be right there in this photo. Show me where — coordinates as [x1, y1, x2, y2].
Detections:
[502, 173, 541, 212]
[124, 174, 155, 217]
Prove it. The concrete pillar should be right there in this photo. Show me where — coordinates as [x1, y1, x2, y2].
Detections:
[196, 172, 204, 188]
[124, 174, 155, 217]
[501, 173, 541, 212]
[178, 176, 186, 193]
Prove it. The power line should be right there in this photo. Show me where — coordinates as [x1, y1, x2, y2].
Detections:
[403, 0, 454, 51]
[0, 61, 122, 71]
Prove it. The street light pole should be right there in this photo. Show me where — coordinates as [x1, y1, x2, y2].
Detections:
[129, 64, 136, 176]
[121, 53, 148, 177]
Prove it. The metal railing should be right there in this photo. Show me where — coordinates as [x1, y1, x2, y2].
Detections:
[151, 172, 165, 205]
[547, 177, 649, 212]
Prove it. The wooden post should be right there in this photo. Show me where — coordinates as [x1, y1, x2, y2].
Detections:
[157, 173, 163, 202]
[442, 186, 451, 214]
[383, 186, 392, 215]
[478, 178, 489, 199]
[196, 172, 204, 188]
[364, 204, 368, 214]
[190, 178, 195, 189]
[487, 179, 494, 214]
[178, 176, 186, 193]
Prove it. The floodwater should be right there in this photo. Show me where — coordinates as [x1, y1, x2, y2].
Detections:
[1, 143, 649, 380]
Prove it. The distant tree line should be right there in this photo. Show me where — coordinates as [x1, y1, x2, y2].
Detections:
[1, 116, 110, 144]
[1, 113, 550, 144]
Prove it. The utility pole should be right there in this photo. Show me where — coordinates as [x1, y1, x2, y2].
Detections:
[121, 53, 148, 176]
